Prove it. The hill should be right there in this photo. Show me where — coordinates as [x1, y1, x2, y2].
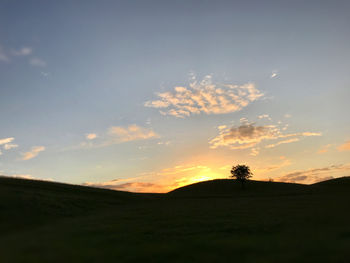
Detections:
[311, 176, 350, 190]
[168, 179, 310, 197]
[0, 176, 349, 262]
[0, 176, 156, 234]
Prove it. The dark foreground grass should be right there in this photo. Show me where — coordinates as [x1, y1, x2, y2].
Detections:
[0, 177, 349, 262]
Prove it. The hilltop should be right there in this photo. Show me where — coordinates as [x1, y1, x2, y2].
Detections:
[169, 179, 309, 197]
[169, 177, 350, 197]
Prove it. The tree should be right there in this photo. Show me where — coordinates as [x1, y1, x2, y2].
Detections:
[230, 164, 252, 189]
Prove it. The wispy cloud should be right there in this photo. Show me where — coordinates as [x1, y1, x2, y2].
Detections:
[0, 138, 18, 155]
[0, 174, 52, 181]
[85, 181, 165, 193]
[85, 133, 97, 140]
[108, 124, 158, 143]
[1, 44, 36, 63]
[64, 124, 158, 152]
[250, 148, 260, 156]
[29, 57, 46, 67]
[209, 119, 321, 152]
[11, 47, 32, 56]
[0, 137, 15, 145]
[145, 75, 263, 118]
[3, 143, 18, 150]
[265, 138, 300, 148]
[318, 144, 333, 154]
[258, 114, 271, 120]
[0, 45, 10, 62]
[21, 146, 45, 160]
[338, 140, 350, 151]
[3, 174, 35, 180]
[83, 164, 223, 193]
[157, 141, 171, 146]
[255, 158, 292, 174]
[275, 163, 350, 184]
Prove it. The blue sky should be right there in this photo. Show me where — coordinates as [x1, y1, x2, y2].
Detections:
[0, 0, 349, 192]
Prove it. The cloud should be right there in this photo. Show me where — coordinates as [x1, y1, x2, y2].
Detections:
[21, 146, 45, 160]
[258, 114, 271, 120]
[265, 138, 300, 148]
[338, 140, 350, 151]
[63, 124, 158, 151]
[0, 45, 33, 62]
[209, 120, 321, 152]
[210, 123, 280, 150]
[0, 174, 53, 181]
[0, 45, 9, 62]
[99, 182, 164, 193]
[29, 57, 46, 67]
[0, 137, 15, 145]
[85, 133, 97, 140]
[83, 164, 224, 193]
[250, 148, 259, 156]
[3, 144, 18, 150]
[270, 70, 278, 78]
[145, 75, 263, 118]
[318, 144, 332, 154]
[0, 138, 18, 153]
[40, 71, 50, 77]
[157, 141, 171, 146]
[84, 180, 167, 193]
[255, 158, 292, 174]
[11, 47, 32, 56]
[275, 163, 350, 184]
[108, 124, 158, 143]
[5, 174, 36, 180]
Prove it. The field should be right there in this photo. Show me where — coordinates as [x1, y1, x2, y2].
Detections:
[0, 176, 349, 262]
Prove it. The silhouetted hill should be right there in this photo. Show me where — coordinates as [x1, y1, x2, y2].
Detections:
[312, 176, 350, 187]
[0, 176, 155, 233]
[1, 176, 350, 262]
[310, 176, 350, 193]
[168, 179, 310, 197]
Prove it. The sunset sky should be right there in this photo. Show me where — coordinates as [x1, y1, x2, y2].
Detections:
[1, 0, 349, 192]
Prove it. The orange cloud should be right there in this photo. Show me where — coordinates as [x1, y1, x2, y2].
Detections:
[85, 133, 97, 140]
[0, 137, 15, 145]
[108, 124, 158, 142]
[21, 146, 45, 160]
[83, 164, 226, 193]
[338, 140, 350, 151]
[317, 144, 332, 154]
[275, 163, 350, 184]
[265, 138, 300, 148]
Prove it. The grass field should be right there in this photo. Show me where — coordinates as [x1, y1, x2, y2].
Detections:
[0, 176, 349, 262]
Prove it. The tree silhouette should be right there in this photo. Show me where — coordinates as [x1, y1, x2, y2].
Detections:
[230, 165, 252, 189]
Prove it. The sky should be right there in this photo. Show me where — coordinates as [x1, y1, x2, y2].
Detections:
[0, 0, 350, 192]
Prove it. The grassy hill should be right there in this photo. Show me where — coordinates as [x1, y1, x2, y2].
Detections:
[0, 176, 349, 262]
[169, 179, 310, 197]
[0, 176, 156, 234]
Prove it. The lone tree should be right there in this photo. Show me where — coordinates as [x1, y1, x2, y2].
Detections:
[230, 164, 253, 189]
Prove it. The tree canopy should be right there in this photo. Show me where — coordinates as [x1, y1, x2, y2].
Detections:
[230, 165, 253, 189]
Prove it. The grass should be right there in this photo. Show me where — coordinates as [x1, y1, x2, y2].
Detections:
[0, 176, 349, 262]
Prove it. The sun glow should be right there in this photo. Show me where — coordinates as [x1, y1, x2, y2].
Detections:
[185, 170, 224, 186]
